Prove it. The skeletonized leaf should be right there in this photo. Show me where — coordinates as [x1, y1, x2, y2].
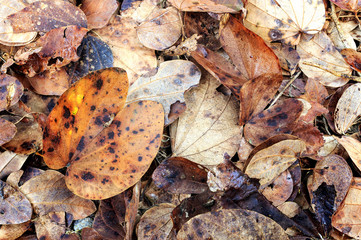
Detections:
[244, 0, 325, 45]
[6, 0, 87, 33]
[336, 136, 361, 172]
[245, 139, 306, 188]
[168, 0, 243, 13]
[0, 0, 36, 46]
[334, 83, 361, 134]
[137, 203, 175, 240]
[332, 177, 361, 239]
[137, 7, 182, 50]
[177, 209, 289, 239]
[298, 32, 352, 87]
[170, 72, 241, 166]
[126, 60, 201, 125]
[19, 170, 96, 219]
[94, 15, 157, 84]
[0, 180, 32, 224]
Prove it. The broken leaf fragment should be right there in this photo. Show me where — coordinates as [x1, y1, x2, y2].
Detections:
[168, 0, 243, 13]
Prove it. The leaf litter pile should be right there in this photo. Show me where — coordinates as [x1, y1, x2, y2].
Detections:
[3, 0, 361, 239]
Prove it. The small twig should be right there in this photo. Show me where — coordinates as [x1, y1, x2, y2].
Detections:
[269, 71, 302, 107]
[302, 61, 361, 81]
[330, 2, 351, 49]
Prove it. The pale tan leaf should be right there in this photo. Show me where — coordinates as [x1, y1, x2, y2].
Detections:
[298, 32, 352, 87]
[137, 7, 182, 50]
[277, 202, 300, 218]
[177, 209, 289, 239]
[245, 139, 306, 187]
[0, 221, 30, 240]
[170, 72, 241, 166]
[0, 0, 36, 46]
[81, 0, 119, 29]
[0, 151, 27, 179]
[19, 170, 96, 219]
[137, 203, 175, 240]
[332, 177, 361, 239]
[327, 21, 357, 50]
[244, 0, 325, 45]
[168, 0, 243, 13]
[94, 15, 157, 85]
[126, 60, 201, 125]
[334, 83, 361, 134]
[336, 136, 361, 172]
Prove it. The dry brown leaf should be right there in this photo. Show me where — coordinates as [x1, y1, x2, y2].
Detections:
[261, 170, 293, 207]
[334, 83, 361, 134]
[0, 118, 16, 146]
[277, 202, 301, 218]
[270, 43, 300, 74]
[0, 0, 36, 46]
[94, 15, 157, 85]
[341, 48, 361, 73]
[137, 7, 182, 50]
[332, 177, 361, 239]
[0, 180, 32, 225]
[336, 136, 361, 172]
[177, 209, 289, 239]
[19, 170, 96, 219]
[170, 71, 241, 166]
[331, 0, 361, 12]
[34, 212, 66, 240]
[298, 32, 352, 87]
[0, 221, 30, 240]
[245, 139, 306, 188]
[126, 60, 201, 125]
[0, 74, 24, 111]
[0, 151, 27, 179]
[136, 203, 175, 240]
[244, 0, 325, 45]
[168, 0, 243, 13]
[328, 21, 357, 50]
[81, 0, 119, 29]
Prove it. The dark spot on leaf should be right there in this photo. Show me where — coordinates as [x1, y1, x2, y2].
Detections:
[108, 147, 115, 153]
[76, 136, 86, 151]
[47, 99, 56, 112]
[267, 119, 277, 127]
[63, 106, 71, 119]
[95, 116, 102, 125]
[74, 174, 79, 179]
[269, 29, 283, 40]
[138, 156, 143, 162]
[103, 115, 110, 122]
[90, 105, 96, 111]
[113, 120, 121, 127]
[103, 108, 108, 113]
[20, 141, 33, 150]
[278, 113, 288, 119]
[108, 131, 115, 139]
[64, 122, 70, 128]
[133, 130, 138, 134]
[47, 147, 54, 152]
[95, 79, 103, 90]
[81, 172, 94, 181]
[69, 152, 74, 160]
[138, 101, 143, 106]
[126, 127, 130, 131]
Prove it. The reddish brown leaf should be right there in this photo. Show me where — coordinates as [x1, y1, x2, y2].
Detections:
[292, 123, 325, 156]
[0, 118, 17, 146]
[330, 0, 361, 12]
[0, 74, 24, 111]
[81, 0, 119, 29]
[168, 0, 243, 13]
[34, 212, 66, 240]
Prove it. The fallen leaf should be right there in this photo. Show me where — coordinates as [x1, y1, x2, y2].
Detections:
[341, 48, 361, 73]
[298, 32, 352, 87]
[6, 0, 87, 33]
[94, 15, 157, 85]
[137, 203, 175, 240]
[330, 0, 361, 12]
[137, 7, 182, 50]
[144, 181, 190, 206]
[81, 228, 102, 240]
[0, 221, 30, 240]
[18, 89, 58, 115]
[244, 0, 325, 45]
[336, 136, 361, 172]
[236, 137, 254, 170]
[0, 0, 36, 46]
[81, 0, 119, 29]
[277, 202, 301, 218]
[328, 21, 357, 50]
[332, 177, 361, 239]
[126, 60, 201, 125]
[334, 83, 361, 134]
[66, 35, 114, 83]
[245, 139, 306, 188]
[0, 118, 16, 146]
[292, 122, 325, 156]
[301, 78, 329, 104]
[168, 0, 243, 13]
[170, 71, 241, 166]
[244, 98, 303, 146]
[152, 157, 208, 194]
[34, 212, 66, 240]
[19, 170, 96, 219]
[177, 209, 289, 239]
[43, 67, 164, 199]
[0, 180, 32, 224]
[308, 154, 353, 235]
[0, 151, 27, 179]
[270, 43, 300, 74]
[0, 74, 24, 111]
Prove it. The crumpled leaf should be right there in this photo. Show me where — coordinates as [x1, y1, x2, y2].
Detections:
[19, 170, 96, 219]
[6, 0, 87, 33]
[332, 177, 361, 239]
[245, 139, 306, 188]
[0, 0, 36, 46]
[244, 0, 325, 45]
[137, 7, 182, 50]
[0, 74, 24, 111]
[168, 0, 243, 13]
[298, 32, 352, 87]
[334, 83, 361, 134]
[0, 180, 32, 225]
[137, 203, 175, 240]
[177, 209, 289, 239]
[170, 71, 241, 166]
[81, 0, 119, 29]
[94, 14, 157, 85]
[126, 60, 201, 125]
